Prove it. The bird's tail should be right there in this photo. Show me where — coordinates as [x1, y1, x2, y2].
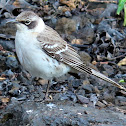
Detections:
[73, 64, 126, 91]
[91, 69, 126, 91]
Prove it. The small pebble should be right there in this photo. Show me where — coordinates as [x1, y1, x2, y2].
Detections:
[65, 11, 72, 17]
[6, 56, 19, 69]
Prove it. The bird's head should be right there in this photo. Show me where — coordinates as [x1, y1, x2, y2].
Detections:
[8, 11, 45, 33]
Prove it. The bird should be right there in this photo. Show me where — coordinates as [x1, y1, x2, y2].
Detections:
[8, 11, 126, 99]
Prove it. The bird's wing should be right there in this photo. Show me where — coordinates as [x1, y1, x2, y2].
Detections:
[37, 25, 126, 91]
[37, 25, 92, 74]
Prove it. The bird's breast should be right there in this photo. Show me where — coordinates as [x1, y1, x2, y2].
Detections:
[15, 31, 70, 79]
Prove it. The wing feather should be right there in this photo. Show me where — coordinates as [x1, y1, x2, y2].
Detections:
[37, 25, 83, 67]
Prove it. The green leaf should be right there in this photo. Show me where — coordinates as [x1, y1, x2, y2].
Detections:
[117, 0, 126, 15]
[119, 79, 125, 83]
[123, 4, 126, 26]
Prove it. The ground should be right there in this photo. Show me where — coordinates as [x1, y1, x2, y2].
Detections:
[0, 0, 126, 126]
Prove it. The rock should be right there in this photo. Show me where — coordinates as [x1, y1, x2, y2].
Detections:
[60, 91, 77, 102]
[79, 51, 92, 64]
[72, 15, 92, 29]
[71, 79, 82, 88]
[51, 17, 57, 26]
[6, 55, 19, 69]
[2, 80, 13, 95]
[0, 55, 6, 71]
[96, 101, 106, 108]
[4, 69, 14, 79]
[100, 4, 117, 18]
[82, 84, 93, 93]
[76, 89, 85, 96]
[65, 11, 72, 17]
[119, 66, 126, 72]
[66, 35, 76, 43]
[53, 93, 61, 101]
[115, 74, 126, 79]
[102, 64, 115, 76]
[17, 72, 31, 86]
[103, 91, 115, 102]
[35, 86, 45, 100]
[76, 25, 95, 44]
[72, 15, 82, 29]
[53, 1, 59, 9]
[8, 82, 21, 96]
[77, 95, 89, 104]
[1, 101, 126, 126]
[97, 20, 124, 41]
[88, 8, 104, 19]
[0, 23, 16, 36]
[90, 94, 98, 106]
[0, 82, 3, 91]
[60, 93, 69, 101]
[0, 39, 15, 51]
[55, 17, 77, 34]
[55, 73, 70, 82]
[115, 96, 126, 106]
[3, 12, 12, 18]
[93, 86, 100, 94]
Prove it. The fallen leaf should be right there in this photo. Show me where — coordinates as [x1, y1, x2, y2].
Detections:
[58, 6, 70, 13]
[0, 77, 6, 81]
[60, 0, 84, 10]
[92, 61, 108, 65]
[118, 57, 126, 66]
[38, 79, 48, 85]
[1, 97, 10, 103]
[71, 39, 83, 45]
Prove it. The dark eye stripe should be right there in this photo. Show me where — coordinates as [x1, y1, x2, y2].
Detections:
[19, 21, 37, 29]
[20, 21, 26, 24]
[27, 21, 37, 29]
[20, 21, 30, 25]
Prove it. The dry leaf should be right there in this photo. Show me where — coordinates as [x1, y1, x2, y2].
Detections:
[118, 57, 126, 66]
[60, 0, 84, 10]
[58, 6, 70, 13]
[71, 39, 83, 45]
[92, 61, 108, 65]
[92, 61, 97, 65]
[38, 79, 48, 85]
[0, 77, 6, 81]
[13, 0, 37, 8]
[1, 97, 10, 103]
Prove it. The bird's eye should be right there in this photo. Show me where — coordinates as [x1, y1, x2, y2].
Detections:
[25, 20, 31, 25]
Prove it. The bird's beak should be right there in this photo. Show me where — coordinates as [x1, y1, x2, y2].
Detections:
[5, 19, 18, 24]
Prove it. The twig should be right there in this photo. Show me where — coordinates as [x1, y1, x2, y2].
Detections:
[42, 90, 65, 93]
[0, 0, 15, 15]
[88, 0, 117, 4]
[0, 34, 15, 40]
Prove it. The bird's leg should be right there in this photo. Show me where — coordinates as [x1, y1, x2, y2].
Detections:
[45, 80, 52, 100]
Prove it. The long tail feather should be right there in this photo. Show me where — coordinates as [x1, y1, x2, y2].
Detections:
[91, 69, 126, 91]
[73, 64, 126, 91]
